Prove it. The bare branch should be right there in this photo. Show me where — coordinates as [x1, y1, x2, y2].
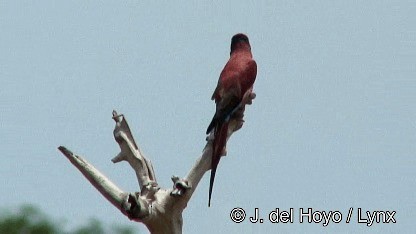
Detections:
[172, 91, 256, 206]
[57, 146, 129, 214]
[111, 111, 157, 190]
[57, 90, 255, 233]
[57, 146, 151, 221]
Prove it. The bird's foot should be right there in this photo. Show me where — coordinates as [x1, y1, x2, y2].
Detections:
[243, 91, 256, 105]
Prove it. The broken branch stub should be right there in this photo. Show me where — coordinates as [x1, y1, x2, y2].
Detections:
[57, 91, 255, 233]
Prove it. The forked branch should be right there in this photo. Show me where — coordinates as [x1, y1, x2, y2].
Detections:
[57, 91, 255, 233]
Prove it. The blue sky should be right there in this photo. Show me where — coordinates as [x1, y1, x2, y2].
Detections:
[1, 1, 415, 233]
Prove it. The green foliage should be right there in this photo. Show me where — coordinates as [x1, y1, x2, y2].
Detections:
[0, 205, 58, 234]
[0, 205, 137, 234]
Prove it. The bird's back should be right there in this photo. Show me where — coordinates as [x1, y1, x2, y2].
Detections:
[213, 51, 257, 102]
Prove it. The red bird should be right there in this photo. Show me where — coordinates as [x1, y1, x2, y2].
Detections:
[206, 33, 257, 207]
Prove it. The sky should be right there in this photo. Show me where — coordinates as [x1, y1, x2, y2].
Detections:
[1, 1, 415, 233]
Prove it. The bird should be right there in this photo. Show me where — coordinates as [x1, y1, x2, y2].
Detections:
[206, 33, 257, 207]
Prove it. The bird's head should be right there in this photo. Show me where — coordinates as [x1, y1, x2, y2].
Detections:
[230, 33, 251, 54]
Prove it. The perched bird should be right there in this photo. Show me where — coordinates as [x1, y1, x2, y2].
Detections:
[207, 33, 257, 207]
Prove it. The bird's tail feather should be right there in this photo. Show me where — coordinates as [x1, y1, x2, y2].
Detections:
[208, 122, 228, 207]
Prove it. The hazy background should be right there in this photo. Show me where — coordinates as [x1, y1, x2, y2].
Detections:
[1, 1, 415, 233]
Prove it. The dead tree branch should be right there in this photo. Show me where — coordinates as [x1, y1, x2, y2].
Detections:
[57, 91, 255, 233]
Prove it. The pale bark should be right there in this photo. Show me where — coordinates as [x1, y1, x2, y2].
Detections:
[58, 92, 255, 233]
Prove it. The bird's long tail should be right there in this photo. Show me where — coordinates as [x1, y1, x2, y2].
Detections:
[208, 122, 229, 207]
